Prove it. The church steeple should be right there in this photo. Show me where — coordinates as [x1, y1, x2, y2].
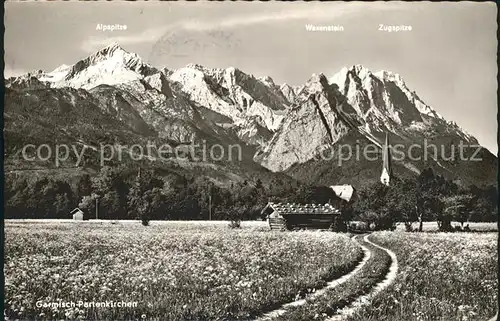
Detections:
[380, 132, 392, 186]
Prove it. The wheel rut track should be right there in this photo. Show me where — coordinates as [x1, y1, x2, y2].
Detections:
[326, 234, 398, 321]
[253, 235, 371, 321]
[252, 234, 398, 321]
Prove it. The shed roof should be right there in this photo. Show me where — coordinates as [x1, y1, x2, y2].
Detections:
[262, 202, 340, 215]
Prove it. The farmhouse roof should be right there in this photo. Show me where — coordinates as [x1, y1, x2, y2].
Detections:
[330, 184, 355, 202]
[262, 202, 340, 216]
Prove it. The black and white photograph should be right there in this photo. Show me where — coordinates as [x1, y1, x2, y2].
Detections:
[3, 1, 498, 320]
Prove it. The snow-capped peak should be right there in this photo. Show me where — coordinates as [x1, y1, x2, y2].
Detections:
[37, 43, 158, 89]
[329, 67, 349, 87]
[185, 63, 207, 71]
[97, 42, 122, 53]
[373, 70, 443, 119]
[279, 83, 297, 102]
[52, 64, 71, 73]
[328, 65, 444, 121]
[350, 64, 371, 76]
[67, 43, 157, 78]
[304, 73, 329, 93]
[373, 70, 404, 85]
[225, 66, 237, 74]
[259, 76, 276, 88]
[331, 65, 376, 84]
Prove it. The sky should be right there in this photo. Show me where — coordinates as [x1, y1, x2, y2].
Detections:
[4, 1, 498, 153]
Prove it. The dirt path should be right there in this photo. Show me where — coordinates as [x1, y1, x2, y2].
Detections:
[254, 235, 371, 321]
[326, 234, 399, 321]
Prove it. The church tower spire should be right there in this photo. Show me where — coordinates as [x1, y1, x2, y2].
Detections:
[380, 132, 392, 186]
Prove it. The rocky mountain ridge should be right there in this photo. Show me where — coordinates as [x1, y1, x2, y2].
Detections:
[5, 43, 496, 187]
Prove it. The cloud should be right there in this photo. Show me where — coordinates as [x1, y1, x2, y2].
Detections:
[81, 2, 402, 52]
[182, 2, 397, 31]
[81, 25, 171, 52]
[184, 2, 406, 31]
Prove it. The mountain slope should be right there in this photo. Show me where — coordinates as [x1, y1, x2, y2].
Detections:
[168, 64, 291, 146]
[4, 46, 289, 186]
[257, 65, 496, 187]
[255, 74, 351, 171]
[4, 45, 496, 188]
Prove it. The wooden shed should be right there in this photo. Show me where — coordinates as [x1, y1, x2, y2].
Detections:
[261, 202, 342, 231]
[70, 208, 84, 221]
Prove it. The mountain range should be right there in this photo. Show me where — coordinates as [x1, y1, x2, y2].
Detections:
[5, 42, 497, 188]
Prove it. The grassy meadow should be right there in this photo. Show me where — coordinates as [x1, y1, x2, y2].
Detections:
[4, 220, 498, 321]
[4, 220, 362, 321]
[348, 232, 498, 321]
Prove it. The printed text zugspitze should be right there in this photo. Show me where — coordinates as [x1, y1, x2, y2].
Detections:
[379, 24, 412, 32]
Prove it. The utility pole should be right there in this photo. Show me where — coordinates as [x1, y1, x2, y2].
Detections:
[208, 194, 212, 221]
[95, 197, 99, 220]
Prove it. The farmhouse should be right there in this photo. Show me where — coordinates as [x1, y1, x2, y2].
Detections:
[330, 184, 356, 202]
[261, 202, 341, 231]
[70, 208, 84, 221]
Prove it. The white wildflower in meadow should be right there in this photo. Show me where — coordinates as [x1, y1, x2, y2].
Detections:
[5, 222, 361, 320]
[348, 231, 497, 321]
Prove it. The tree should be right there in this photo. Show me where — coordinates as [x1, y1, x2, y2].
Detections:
[338, 200, 355, 227]
[87, 166, 129, 219]
[291, 184, 339, 205]
[76, 174, 92, 200]
[353, 182, 395, 230]
[135, 187, 166, 222]
[100, 190, 123, 219]
[467, 185, 498, 222]
[268, 177, 298, 201]
[470, 196, 495, 222]
[414, 168, 458, 231]
[54, 193, 71, 218]
[255, 178, 263, 189]
[386, 178, 418, 231]
[92, 166, 127, 197]
[356, 209, 395, 231]
[5, 177, 29, 218]
[127, 170, 166, 221]
[79, 193, 99, 218]
[443, 194, 474, 228]
[227, 203, 249, 228]
[35, 179, 74, 218]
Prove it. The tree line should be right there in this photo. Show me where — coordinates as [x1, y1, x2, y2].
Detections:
[4, 166, 345, 221]
[352, 168, 498, 231]
[5, 166, 497, 229]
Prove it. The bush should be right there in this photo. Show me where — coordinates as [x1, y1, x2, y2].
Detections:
[330, 218, 347, 232]
[404, 222, 414, 232]
[227, 205, 245, 229]
[348, 222, 369, 233]
[228, 219, 241, 229]
[356, 210, 396, 231]
[438, 219, 453, 232]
